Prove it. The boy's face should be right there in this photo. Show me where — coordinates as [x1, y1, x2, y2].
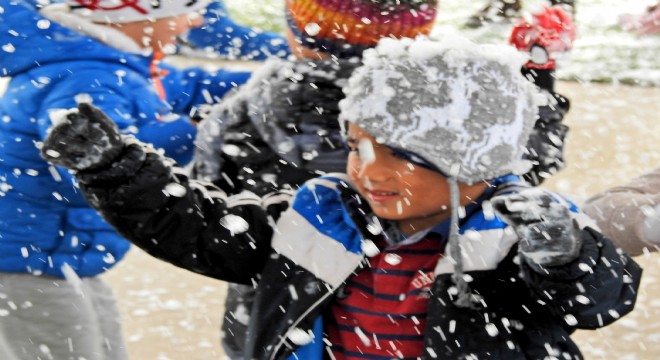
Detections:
[346, 123, 488, 235]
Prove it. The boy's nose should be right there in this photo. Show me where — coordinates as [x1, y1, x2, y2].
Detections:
[357, 158, 391, 183]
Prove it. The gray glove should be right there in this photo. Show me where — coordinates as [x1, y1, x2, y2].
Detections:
[491, 188, 582, 268]
[41, 103, 124, 171]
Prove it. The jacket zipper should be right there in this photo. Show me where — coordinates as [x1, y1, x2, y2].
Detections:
[268, 257, 365, 360]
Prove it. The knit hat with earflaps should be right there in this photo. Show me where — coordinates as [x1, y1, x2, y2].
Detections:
[339, 36, 538, 307]
[339, 36, 537, 184]
[66, 0, 211, 23]
[286, 0, 438, 58]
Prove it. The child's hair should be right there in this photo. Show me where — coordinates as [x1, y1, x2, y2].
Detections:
[339, 35, 539, 307]
[286, 0, 438, 58]
[66, 0, 211, 23]
[339, 35, 538, 185]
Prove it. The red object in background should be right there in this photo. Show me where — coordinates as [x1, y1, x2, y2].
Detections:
[509, 6, 576, 69]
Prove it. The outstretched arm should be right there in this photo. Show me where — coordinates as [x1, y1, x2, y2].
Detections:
[41, 103, 286, 283]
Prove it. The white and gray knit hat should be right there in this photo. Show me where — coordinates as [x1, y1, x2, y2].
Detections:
[66, 0, 211, 23]
[339, 36, 538, 185]
[339, 36, 539, 308]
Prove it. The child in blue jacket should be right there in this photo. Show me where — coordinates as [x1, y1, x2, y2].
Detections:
[0, 1, 250, 359]
[40, 36, 641, 360]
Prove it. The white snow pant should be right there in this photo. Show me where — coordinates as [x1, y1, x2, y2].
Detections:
[0, 273, 129, 360]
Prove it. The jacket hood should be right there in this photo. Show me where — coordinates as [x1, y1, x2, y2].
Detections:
[0, 1, 149, 77]
[195, 58, 359, 182]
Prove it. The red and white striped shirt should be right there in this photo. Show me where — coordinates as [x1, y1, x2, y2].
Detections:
[326, 233, 444, 360]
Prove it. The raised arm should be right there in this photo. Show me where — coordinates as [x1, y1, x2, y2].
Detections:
[40, 103, 285, 284]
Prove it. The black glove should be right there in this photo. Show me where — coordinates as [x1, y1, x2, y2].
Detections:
[491, 188, 582, 268]
[41, 103, 124, 171]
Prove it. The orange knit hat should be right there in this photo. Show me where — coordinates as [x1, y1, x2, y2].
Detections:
[286, 0, 438, 58]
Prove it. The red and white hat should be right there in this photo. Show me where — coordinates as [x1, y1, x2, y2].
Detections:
[66, 0, 211, 23]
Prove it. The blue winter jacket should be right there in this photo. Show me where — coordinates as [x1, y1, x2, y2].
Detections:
[184, 0, 291, 60]
[0, 0, 251, 277]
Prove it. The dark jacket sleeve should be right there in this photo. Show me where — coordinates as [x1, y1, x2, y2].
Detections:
[520, 224, 642, 329]
[522, 92, 570, 186]
[76, 141, 286, 284]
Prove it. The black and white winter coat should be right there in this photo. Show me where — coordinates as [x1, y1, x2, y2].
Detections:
[75, 143, 642, 360]
[193, 58, 360, 196]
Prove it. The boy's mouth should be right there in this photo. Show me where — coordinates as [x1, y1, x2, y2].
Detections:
[367, 190, 399, 203]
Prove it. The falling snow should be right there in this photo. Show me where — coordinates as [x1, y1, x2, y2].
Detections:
[1, 0, 657, 359]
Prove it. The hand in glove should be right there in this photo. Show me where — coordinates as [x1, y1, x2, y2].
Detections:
[491, 188, 582, 268]
[41, 103, 124, 171]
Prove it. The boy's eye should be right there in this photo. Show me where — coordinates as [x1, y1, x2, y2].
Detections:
[344, 139, 359, 153]
[390, 151, 405, 159]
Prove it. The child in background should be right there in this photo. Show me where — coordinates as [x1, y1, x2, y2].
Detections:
[192, 1, 437, 356]
[619, 2, 660, 36]
[584, 167, 660, 256]
[510, 4, 576, 185]
[466, 0, 576, 28]
[0, 1, 249, 359]
[40, 35, 641, 360]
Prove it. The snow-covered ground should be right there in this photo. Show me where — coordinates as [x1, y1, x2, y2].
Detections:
[222, 0, 660, 86]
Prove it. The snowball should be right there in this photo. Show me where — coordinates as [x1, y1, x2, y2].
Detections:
[164, 183, 187, 197]
[384, 253, 402, 266]
[220, 214, 250, 235]
[564, 314, 578, 326]
[2, 43, 15, 53]
[361, 239, 380, 257]
[234, 304, 251, 325]
[304, 23, 321, 36]
[358, 138, 376, 165]
[48, 108, 76, 127]
[485, 323, 499, 337]
[287, 327, 313, 345]
[222, 144, 241, 157]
